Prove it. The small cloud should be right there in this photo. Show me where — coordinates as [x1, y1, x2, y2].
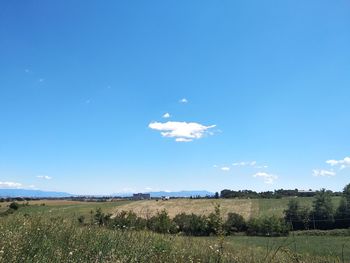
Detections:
[85, 99, 91, 104]
[253, 172, 278, 184]
[107, 85, 111, 89]
[326, 157, 350, 170]
[145, 187, 153, 191]
[213, 165, 218, 168]
[36, 175, 52, 180]
[162, 113, 171, 118]
[0, 181, 23, 189]
[179, 98, 188, 103]
[149, 121, 216, 142]
[38, 78, 45, 82]
[233, 161, 257, 167]
[25, 69, 30, 73]
[312, 169, 336, 177]
[221, 167, 230, 171]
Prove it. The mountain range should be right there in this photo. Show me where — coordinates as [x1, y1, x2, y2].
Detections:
[0, 189, 214, 198]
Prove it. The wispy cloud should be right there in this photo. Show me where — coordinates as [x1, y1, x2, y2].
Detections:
[312, 169, 336, 177]
[253, 172, 278, 184]
[179, 98, 188, 103]
[38, 78, 45, 83]
[221, 167, 230, 171]
[326, 157, 350, 170]
[149, 121, 216, 142]
[162, 113, 171, 118]
[233, 161, 257, 167]
[0, 181, 23, 188]
[36, 175, 52, 180]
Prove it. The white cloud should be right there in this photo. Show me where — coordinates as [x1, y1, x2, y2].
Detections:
[233, 161, 257, 167]
[0, 181, 23, 188]
[149, 121, 216, 142]
[312, 169, 336, 177]
[253, 172, 278, 184]
[179, 98, 188, 103]
[326, 157, 350, 170]
[162, 113, 171, 118]
[221, 167, 230, 171]
[36, 175, 52, 180]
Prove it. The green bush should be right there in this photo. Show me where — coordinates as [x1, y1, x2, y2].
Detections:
[173, 213, 208, 236]
[9, 202, 19, 210]
[147, 210, 177, 234]
[224, 212, 246, 234]
[111, 210, 147, 230]
[247, 216, 289, 236]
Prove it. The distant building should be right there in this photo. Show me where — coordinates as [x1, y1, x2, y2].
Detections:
[132, 193, 151, 200]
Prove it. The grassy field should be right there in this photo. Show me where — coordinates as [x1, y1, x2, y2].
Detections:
[112, 196, 342, 219]
[1, 197, 348, 262]
[1, 200, 131, 218]
[0, 213, 347, 263]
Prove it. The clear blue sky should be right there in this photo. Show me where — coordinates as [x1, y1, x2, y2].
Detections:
[0, 1, 349, 195]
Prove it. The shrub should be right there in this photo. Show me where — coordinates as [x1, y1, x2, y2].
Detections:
[173, 213, 208, 236]
[207, 204, 224, 235]
[147, 210, 177, 234]
[246, 216, 289, 236]
[224, 212, 246, 234]
[9, 202, 19, 210]
[111, 210, 147, 230]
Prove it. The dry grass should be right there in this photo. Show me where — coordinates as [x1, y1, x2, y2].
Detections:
[113, 199, 254, 219]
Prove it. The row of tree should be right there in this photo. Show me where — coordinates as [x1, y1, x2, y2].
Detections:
[84, 205, 289, 237]
[284, 184, 350, 230]
[220, 188, 341, 199]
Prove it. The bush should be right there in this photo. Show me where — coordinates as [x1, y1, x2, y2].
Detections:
[147, 210, 177, 234]
[111, 210, 147, 230]
[207, 204, 224, 235]
[173, 213, 208, 236]
[246, 216, 289, 236]
[9, 202, 19, 210]
[224, 212, 246, 234]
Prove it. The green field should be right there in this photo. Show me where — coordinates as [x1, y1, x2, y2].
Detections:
[111, 196, 342, 219]
[1, 197, 348, 262]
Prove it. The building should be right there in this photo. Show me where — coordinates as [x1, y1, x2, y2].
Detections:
[132, 193, 151, 200]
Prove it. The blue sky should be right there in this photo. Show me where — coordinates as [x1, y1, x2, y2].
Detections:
[0, 1, 349, 195]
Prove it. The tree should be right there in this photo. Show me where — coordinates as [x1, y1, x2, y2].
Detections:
[284, 199, 310, 230]
[335, 184, 350, 228]
[312, 189, 334, 229]
[214, 192, 219, 199]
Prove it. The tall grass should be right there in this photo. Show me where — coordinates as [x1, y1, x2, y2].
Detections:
[0, 214, 342, 263]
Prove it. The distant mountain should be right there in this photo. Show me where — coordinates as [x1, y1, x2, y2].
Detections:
[112, 190, 214, 198]
[149, 190, 214, 198]
[0, 189, 73, 198]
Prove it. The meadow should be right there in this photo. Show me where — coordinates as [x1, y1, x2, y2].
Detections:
[0, 197, 349, 262]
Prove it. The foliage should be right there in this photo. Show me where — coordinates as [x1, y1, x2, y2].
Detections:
[173, 213, 208, 236]
[224, 212, 246, 234]
[284, 199, 310, 230]
[147, 210, 177, 234]
[246, 216, 290, 236]
[9, 202, 19, 210]
[311, 189, 335, 229]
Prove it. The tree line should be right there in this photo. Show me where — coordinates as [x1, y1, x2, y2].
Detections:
[220, 188, 341, 199]
[284, 184, 350, 230]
